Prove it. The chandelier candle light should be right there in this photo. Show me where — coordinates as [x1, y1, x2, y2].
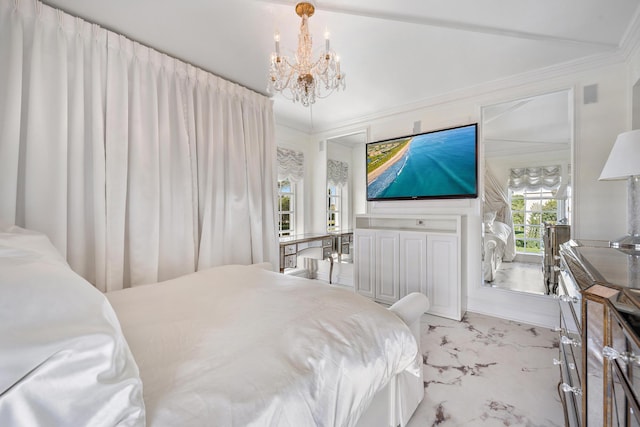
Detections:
[268, 1, 345, 106]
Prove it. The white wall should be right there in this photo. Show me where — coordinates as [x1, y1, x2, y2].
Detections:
[277, 57, 634, 327]
[573, 63, 629, 241]
[352, 143, 367, 216]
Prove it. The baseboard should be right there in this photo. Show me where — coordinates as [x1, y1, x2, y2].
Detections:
[466, 289, 559, 329]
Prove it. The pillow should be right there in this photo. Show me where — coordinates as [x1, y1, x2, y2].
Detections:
[0, 226, 145, 426]
[491, 220, 512, 244]
[0, 224, 67, 265]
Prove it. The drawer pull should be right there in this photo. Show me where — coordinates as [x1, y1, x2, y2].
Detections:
[602, 346, 640, 365]
[561, 335, 581, 347]
[561, 383, 582, 396]
[554, 294, 579, 304]
[555, 358, 576, 369]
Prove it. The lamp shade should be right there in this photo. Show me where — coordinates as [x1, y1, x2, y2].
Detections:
[599, 129, 640, 180]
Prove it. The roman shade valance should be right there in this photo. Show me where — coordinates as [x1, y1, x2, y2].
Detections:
[508, 165, 562, 191]
[327, 159, 349, 187]
[277, 147, 305, 182]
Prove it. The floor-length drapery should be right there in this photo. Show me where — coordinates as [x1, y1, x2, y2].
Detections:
[194, 75, 277, 270]
[0, 2, 108, 288]
[0, 0, 278, 291]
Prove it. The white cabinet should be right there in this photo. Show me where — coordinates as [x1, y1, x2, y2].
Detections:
[354, 229, 375, 299]
[354, 215, 463, 320]
[375, 231, 400, 304]
[426, 234, 460, 319]
[399, 232, 427, 297]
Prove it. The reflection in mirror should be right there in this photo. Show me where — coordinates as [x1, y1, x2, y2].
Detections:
[481, 89, 573, 296]
[326, 132, 366, 265]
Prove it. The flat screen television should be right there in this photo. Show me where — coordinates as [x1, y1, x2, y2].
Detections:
[366, 123, 478, 201]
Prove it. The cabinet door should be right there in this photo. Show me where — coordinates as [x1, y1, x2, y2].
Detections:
[399, 231, 427, 298]
[376, 231, 400, 304]
[354, 230, 376, 299]
[427, 234, 460, 320]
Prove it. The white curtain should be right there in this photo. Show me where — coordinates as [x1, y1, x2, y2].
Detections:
[0, 0, 278, 291]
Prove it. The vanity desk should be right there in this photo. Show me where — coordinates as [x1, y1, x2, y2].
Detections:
[558, 239, 640, 426]
[279, 233, 334, 273]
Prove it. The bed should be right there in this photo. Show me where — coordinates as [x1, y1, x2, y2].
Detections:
[0, 225, 428, 427]
[482, 215, 513, 282]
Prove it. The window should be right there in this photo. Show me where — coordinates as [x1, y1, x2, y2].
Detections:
[278, 179, 295, 236]
[327, 184, 341, 233]
[276, 146, 304, 237]
[326, 158, 349, 233]
[511, 188, 560, 254]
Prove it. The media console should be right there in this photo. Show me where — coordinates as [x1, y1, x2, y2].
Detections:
[354, 214, 464, 320]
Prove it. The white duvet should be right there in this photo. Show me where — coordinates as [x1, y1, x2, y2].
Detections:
[106, 264, 420, 427]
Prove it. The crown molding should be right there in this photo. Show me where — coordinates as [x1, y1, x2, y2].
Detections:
[619, 6, 640, 61]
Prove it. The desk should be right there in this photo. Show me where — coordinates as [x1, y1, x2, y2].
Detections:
[279, 234, 333, 273]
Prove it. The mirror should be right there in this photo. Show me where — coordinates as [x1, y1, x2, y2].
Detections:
[481, 89, 573, 296]
[325, 131, 367, 265]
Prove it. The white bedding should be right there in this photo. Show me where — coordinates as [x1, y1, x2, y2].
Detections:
[0, 225, 145, 427]
[106, 264, 420, 427]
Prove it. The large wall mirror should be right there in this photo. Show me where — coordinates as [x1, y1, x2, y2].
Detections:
[481, 89, 573, 296]
[325, 131, 367, 267]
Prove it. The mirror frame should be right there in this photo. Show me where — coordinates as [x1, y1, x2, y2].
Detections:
[480, 88, 575, 296]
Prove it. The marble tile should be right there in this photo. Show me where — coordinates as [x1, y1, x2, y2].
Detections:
[406, 312, 563, 427]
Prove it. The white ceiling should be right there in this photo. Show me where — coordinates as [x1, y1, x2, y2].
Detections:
[43, 0, 640, 133]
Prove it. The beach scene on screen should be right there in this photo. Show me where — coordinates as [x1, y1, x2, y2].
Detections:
[367, 125, 476, 199]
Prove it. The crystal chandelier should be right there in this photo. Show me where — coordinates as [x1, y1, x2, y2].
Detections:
[268, 2, 346, 107]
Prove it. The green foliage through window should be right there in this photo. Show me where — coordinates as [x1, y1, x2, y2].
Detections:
[510, 189, 560, 255]
[278, 179, 295, 236]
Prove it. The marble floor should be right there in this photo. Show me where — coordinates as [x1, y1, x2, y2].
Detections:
[406, 312, 563, 427]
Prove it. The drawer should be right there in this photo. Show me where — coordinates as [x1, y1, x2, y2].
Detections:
[559, 328, 582, 389]
[284, 244, 297, 255]
[322, 247, 333, 259]
[608, 312, 640, 406]
[322, 238, 333, 247]
[558, 304, 582, 426]
[558, 268, 581, 334]
[284, 254, 296, 268]
[559, 343, 582, 427]
[611, 361, 640, 426]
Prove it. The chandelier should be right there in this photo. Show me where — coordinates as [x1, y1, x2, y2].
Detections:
[268, 1, 346, 107]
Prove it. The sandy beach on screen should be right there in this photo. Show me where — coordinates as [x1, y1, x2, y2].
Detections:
[367, 140, 412, 183]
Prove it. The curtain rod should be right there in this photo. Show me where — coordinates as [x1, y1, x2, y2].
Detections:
[38, 0, 270, 98]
